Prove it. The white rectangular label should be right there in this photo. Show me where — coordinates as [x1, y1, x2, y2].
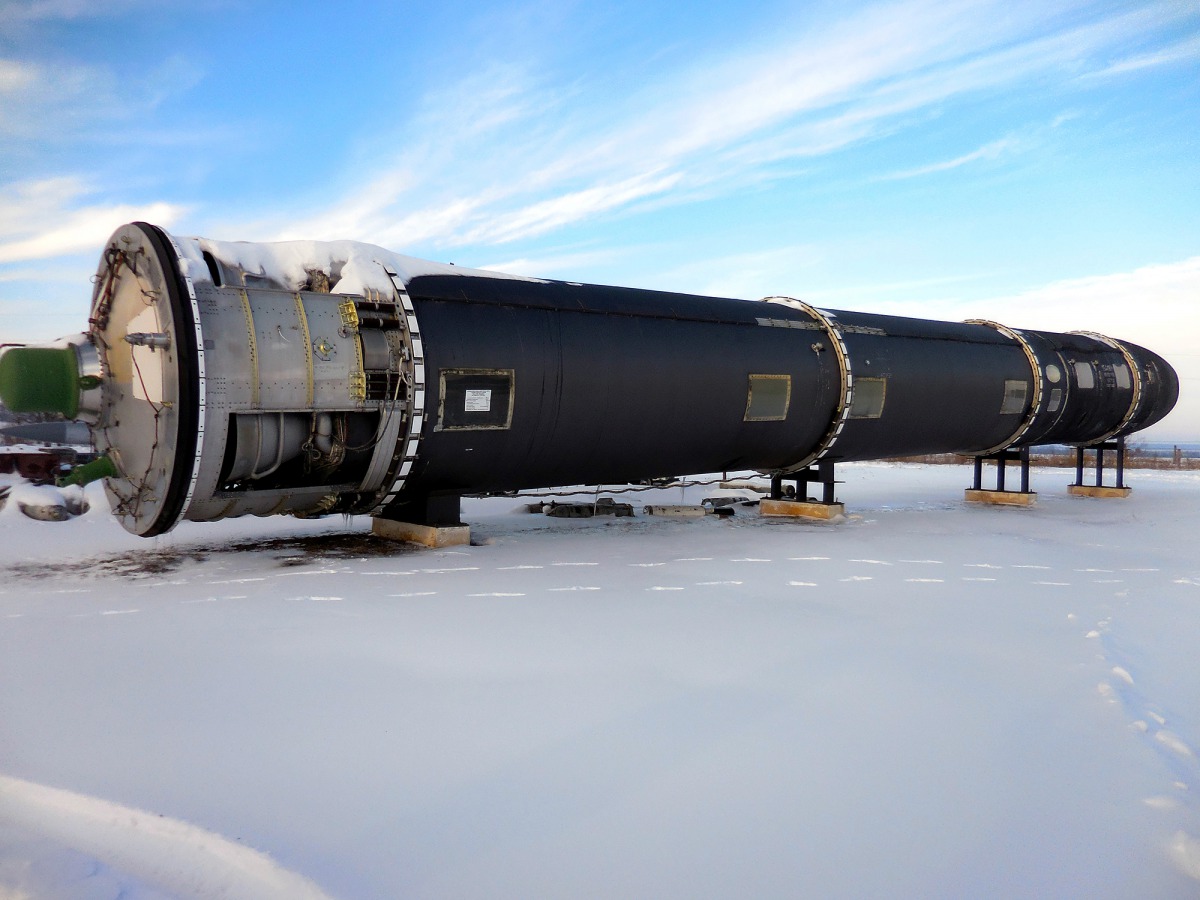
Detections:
[464, 389, 492, 412]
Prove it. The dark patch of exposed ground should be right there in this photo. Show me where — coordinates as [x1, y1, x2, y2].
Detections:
[6, 531, 417, 581]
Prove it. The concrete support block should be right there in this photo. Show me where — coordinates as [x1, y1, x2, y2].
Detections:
[643, 504, 709, 517]
[760, 498, 845, 520]
[964, 489, 1036, 507]
[371, 517, 471, 547]
[1067, 485, 1132, 499]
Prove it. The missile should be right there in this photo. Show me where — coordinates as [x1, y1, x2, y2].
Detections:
[0, 222, 1179, 537]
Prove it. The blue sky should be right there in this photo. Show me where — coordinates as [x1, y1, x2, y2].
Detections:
[2, 0, 1198, 437]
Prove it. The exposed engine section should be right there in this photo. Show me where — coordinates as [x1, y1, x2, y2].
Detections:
[0, 222, 1179, 536]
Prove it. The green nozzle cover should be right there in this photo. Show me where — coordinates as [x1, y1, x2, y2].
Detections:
[0, 347, 80, 418]
[59, 454, 119, 487]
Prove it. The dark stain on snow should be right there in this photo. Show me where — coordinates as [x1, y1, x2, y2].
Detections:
[5, 532, 413, 580]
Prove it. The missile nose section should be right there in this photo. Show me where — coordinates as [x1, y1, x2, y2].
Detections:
[1118, 340, 1180, 436]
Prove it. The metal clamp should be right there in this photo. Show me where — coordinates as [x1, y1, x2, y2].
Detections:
[368, 268, 427, 514]
[761, 297, 853, 473]
[1068, 330, 1144, 445]
[965, 319, 1045, 455]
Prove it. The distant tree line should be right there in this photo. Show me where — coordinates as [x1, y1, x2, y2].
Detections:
[886, 445, 1198, 470]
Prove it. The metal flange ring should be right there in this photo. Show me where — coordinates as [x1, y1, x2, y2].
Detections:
[965, 319, 1045, 456]
[1068, 330, 1144, 446]
[761, 296, 853, 473]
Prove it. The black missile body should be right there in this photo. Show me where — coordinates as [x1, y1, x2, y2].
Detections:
[0, 223, 1178, 536]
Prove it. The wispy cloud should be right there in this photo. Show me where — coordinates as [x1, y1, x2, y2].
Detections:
[0, 52, 202, 144]
[5, 0, 1194, 267]
[477, 247, 623, 279]
[1081, 32, 1200, 79]
[844, 255, 1200, 352]
[879, 136, 1022, 181]
[0, 0, 148, 25]
[0, 177, 187, 263]
[260, 0, 1191, 255]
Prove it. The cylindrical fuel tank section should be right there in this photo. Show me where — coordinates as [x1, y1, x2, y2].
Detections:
[0, 222, 1178, 536]
[401, 279, 1177, 498]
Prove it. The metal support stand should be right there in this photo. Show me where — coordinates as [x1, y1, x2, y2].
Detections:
[965, 447, 1036, 507]
[1068, 437, 1132, 498]
[762, 461, 845, 520]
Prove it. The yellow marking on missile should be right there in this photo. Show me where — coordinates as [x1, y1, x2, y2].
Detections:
[238, 288, 260, 406]
[293, 293, 314, 406]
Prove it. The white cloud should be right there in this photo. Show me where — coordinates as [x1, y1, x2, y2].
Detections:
[852, 257, 1200, 439]
[879, 136, 1021, 181]
[258, 0, 1193, 254]
[1081, 32, 1200, 79]
[0, 58, 33, 90]
[0, 177, 187, 263]
[463, 171, 684, 245]
[0, 58, 114, 140]
[477, 247, 621, 279]
[0, 0, 146, 24]
[0, 48, 201, 143]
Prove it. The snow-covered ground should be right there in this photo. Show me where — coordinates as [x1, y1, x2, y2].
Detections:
[2, 463, 1199, 899]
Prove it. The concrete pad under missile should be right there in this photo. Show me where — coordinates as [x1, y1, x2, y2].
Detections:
[643, 505, 709, 517]
[371, 518, 471, 548]
[964, 489, 1037, 507]
[760, 498, 846, 520]
[1067, 485, 1133, 499]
